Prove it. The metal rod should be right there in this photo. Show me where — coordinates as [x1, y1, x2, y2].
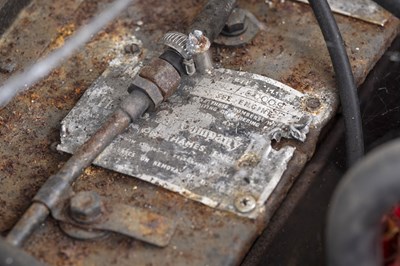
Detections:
[6, 91, 151, 246]
[5, 203, 50, 247]
[189, 0, 237, 42]
[0, 236, 46, 266]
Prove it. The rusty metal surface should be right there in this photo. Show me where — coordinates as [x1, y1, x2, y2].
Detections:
[5, 203, 50, 247]
[0, 0, 85, 75]
[0, 0, 398, 265]
[52, 193, 177, 247]
[139, 57, 181, 99]
[0, 0, 31, 36]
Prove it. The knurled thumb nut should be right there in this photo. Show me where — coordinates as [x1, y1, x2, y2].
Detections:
[139, 58, 181, 99]
[69, 191, 103, 224]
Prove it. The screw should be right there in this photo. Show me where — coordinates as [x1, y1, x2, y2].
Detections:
[221, 8, 247, 37]
[69, 191, 102, 224]
[124, 43, 140, 54]
[234, 195, 256, 213]
[305, 97, 321, 111]
[187, 30, 211, 55]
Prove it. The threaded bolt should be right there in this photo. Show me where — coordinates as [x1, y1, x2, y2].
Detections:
[69, 191, 102, 224]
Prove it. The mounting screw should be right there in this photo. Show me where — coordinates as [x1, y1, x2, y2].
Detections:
[221, 8, 247, 37]
[124, 43, 140, 54]
[305, 97, 321, 111]
[234, 195, 256, 213]
[69, 191, 102, 224]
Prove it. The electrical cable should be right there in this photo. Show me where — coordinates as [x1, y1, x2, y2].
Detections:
[372, 0, 400, 19]
[0, 0, 133, 108]
[308, 0, 364, 166]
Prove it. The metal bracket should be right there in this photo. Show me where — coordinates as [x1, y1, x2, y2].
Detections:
[162, 30, 214, 75]
[50, 191, 176, 247]
[162, 32, 197, 76]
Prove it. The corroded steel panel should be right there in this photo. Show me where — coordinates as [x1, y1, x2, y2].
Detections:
[0, 0, 398, 265]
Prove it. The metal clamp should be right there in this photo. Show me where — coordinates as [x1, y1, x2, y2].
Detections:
[162, 32, 192, 60]
[162, 32, 197, 76]
[162, 30, 214, 75]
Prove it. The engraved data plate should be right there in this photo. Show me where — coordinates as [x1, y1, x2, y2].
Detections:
[58, 54, 332, 218]
[294, 0, 389, 26]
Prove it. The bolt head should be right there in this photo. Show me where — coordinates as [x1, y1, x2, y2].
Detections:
[305, 97, 321, 111]
[234, 195, 256, 213]
[222, 9, 247, 36]
[70, 191, 102, 224]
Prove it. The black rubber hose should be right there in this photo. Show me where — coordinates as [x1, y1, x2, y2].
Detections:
[372, 0, 400, 19]
[327, 139, 400, 266]
[308, 0, 364, 166]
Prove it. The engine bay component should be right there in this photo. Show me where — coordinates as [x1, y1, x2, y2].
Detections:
[138, 57, 181, 100]
[4, 0, 237, 249]
[52, 191, 176, 247]
[0, 0, 399, 264]
[214, 8, 263, 47]
[58, 48, 333, 218]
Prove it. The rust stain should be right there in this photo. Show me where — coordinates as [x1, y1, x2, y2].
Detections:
[236, 152, 261, 168]
[50, 23, 76, 49]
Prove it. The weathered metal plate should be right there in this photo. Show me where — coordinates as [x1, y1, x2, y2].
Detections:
[293, 0, 390, 26]
[1, 0, 399, 264]
[57, 51, 332, 218]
